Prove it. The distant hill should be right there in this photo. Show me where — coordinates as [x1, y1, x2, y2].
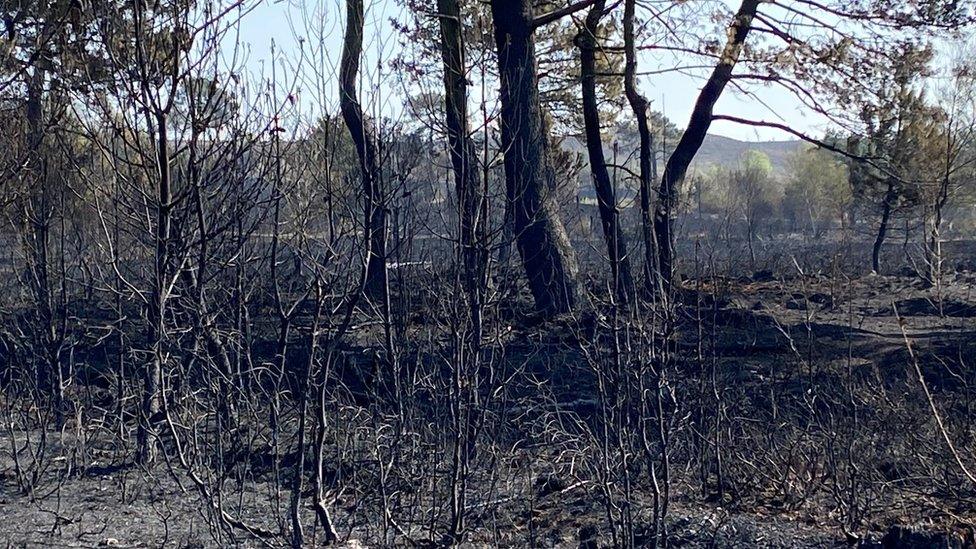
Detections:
[692, 134, 802, 175]
[561, 133, 803, 176]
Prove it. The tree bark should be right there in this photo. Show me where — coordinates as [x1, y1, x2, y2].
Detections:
[23, 64, 61, 407]
[623, 0, 659, 298]
[340, 0, 388, 302]
[132, 0, 170, 465]
[21, 0, 67, 418]
[926, 129, 954, 283]
[927, 177, 949, 282]
[491, 0, 579, 317]
[438, 0, 486, 315]
[139, 109, 169, 465]
[577, 0, 634, 305]
[872, 180, 896, 274]
[436, 0, 486, 538]
[656, 0, 760, 289]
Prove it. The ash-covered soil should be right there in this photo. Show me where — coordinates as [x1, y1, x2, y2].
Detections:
[3, 268, 976, 548]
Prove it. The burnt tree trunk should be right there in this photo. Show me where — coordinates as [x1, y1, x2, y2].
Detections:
[138, 109, 170, 465]
[23, 64, 61, 407]
[340, 0, 388, 302]
[133, 0, 170, 464]
[21, 0, 69, 419]
[438, 0, 486, 316]
[577, 0, 634, 305]
[927, 175, 950, 282]
[623, 0, 659, 297]
[437, 0, 487, 538]
[656, 0, 760, 290]
[491, 0, 579, 317]
[872, 180, 896, 274]
[926, 128, 955, 283]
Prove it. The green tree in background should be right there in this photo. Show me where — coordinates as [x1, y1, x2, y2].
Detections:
[848, 46, 945, 274]
[783, 146, 851, 237]
[733, 150, 778, 265]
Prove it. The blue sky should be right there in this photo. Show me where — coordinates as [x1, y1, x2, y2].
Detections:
[229, 0, 836, 142]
